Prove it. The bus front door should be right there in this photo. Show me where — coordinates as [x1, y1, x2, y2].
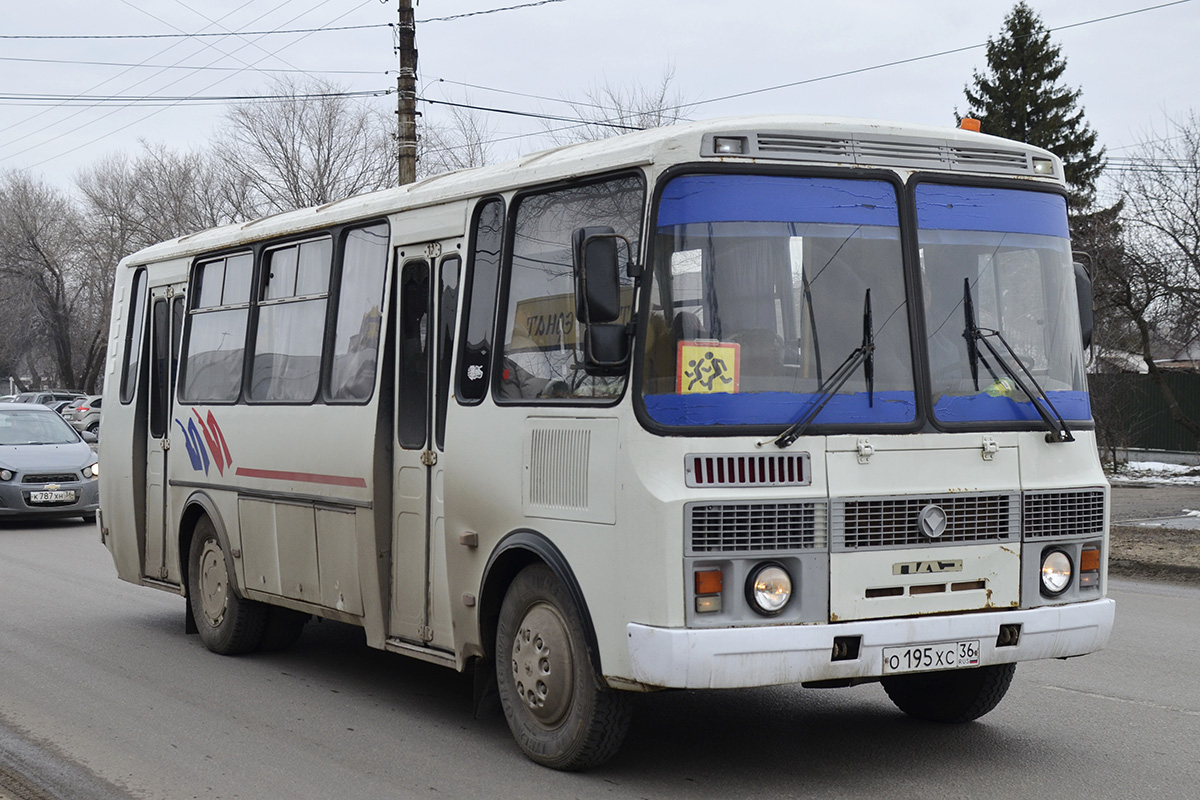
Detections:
[144, 285, 186, 583]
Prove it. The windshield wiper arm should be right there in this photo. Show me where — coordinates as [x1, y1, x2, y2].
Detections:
[765, 289, 874, 449]
[962, 280, 1074, 443]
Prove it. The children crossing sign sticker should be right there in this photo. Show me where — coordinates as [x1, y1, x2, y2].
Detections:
[677, 340, 740, 394]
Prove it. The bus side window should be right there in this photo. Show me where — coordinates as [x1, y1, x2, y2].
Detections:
[120, 268, 148, 405]
[179, 253, 252, 404]
[249, 238, 332, 403]
[328, 223, 389, 402]
[456, 198, 504, 405]
[435, 255, 461, 449]
[398, 260, 430, 449]
[149, 299, 170, 437]
[499, 174, 643, 402]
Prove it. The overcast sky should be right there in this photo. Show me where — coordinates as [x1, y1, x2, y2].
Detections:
[2, 0, 1196, 199]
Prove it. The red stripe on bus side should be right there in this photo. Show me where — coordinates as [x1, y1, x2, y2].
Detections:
[234, 467, 368, 488]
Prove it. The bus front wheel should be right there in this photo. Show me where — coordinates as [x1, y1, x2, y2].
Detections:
[495, 564, 631, 770]
[187, 517, 267, 655]
[881, 663, 1016, 723]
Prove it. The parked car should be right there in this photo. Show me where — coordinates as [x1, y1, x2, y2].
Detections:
[0, 402, 99, 523]
[11, 390, 85, 407]
[66, 395, 102, 435]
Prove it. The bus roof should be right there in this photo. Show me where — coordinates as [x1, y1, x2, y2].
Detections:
[120, 114, 1061, 268]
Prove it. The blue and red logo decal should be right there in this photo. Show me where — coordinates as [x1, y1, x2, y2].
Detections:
[175, 410, 233, 476]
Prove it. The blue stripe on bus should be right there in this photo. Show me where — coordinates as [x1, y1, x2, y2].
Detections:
[656, 175, 899, 228]
[933, 390, 1092, 423]
[643, 390, 917, 427]
[915, 185, 1069, 238]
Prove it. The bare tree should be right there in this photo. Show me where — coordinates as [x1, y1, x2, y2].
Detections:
[215, 77, 396, 215]
[419, 101, 496, 177]
[0, 171, 91, 390]
[1106, 112, 1200, 446]
[547, 68, 693, 145]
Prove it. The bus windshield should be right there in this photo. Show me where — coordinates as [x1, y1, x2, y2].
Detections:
[640, 173, 915, 429]
[916, 184, 1090, 425]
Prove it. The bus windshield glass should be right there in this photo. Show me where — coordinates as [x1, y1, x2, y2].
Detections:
[916, 184, 1090, 425]
[641, 173, 914, 429]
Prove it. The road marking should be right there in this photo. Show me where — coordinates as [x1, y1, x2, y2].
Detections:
[1042, 684, 1200, 716]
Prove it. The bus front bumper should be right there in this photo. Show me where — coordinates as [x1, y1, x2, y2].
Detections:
[626, 598, 1115, 689]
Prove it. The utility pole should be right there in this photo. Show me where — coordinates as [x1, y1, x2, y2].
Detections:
[396, 0, 418, 185]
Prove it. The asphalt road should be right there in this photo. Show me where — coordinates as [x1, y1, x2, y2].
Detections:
[1, 518, 1198, 800]
[1111, 482, 1200, 524]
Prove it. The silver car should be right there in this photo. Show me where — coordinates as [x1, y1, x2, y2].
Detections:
[0, 402, 99, 523]
[66, 395, 103, 435]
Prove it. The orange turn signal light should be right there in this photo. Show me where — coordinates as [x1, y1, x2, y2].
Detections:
[695, 569, 723, 596]
[959, 117, 982, 132]
[1080, 548, 1101, 572]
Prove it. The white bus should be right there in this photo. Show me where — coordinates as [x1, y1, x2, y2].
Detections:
[100, 115, 1115, 770]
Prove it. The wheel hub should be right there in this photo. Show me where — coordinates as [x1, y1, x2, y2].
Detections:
[197, 539, 228, 627]
[510, 601, 573, 728]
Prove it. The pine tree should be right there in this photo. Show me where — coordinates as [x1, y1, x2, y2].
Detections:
[963, 2, 1105, 211]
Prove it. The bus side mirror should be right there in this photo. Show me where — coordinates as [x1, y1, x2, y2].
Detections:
[1074, 261, 1094, 349]
[572, 226, 633, 373]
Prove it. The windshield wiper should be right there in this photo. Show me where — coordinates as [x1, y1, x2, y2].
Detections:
[765, 289, 874, 449]
[962, 279, 1074, 443]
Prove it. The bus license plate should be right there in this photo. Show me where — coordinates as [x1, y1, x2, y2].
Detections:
[30, 490, 75, 503]
[882, 640, 980, 675]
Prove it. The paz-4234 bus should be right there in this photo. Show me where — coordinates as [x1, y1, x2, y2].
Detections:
[100, 115, 1115, 770]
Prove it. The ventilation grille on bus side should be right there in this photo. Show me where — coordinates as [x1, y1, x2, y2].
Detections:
[686, 453, 810, 487]
[832, 493, 1019, 551]
[528, 428, 589, 510]
[749, 133, 1034, 174]
[1022, 489, 1105, 538]
[687, 501, 827, 554]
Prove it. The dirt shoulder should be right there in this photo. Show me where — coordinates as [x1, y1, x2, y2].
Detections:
[1107, 482, 1200, 585]
[1109, 525, 1200, 585]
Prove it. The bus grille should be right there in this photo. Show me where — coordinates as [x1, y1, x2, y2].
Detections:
[832, 493, 1018, 550]
[687, 501, 827, 553]
[685, 453, 810, 487]
[1022, 489, 1105, 539]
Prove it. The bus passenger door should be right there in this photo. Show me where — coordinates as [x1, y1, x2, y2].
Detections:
[390, 248, 460, 649]
[144, 285, 186, 582]
[390, 254, 435, 645]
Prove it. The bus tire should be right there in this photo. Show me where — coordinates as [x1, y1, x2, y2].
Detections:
[495, 564, 631, 770]
[882, 663, 1016, 723]
[187, 517, 267, 655]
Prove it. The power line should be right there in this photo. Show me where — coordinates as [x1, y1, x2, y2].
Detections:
[0, 22, 384, 40]
[684, 0, 1194, 112]
[419, 0, 1193, 151]
[0, 54, 382, 75]
[420, 97, 640, 131]
[418, 0, 568, 23]
[8, 1, 378, 170]
[0, 0, 570, 39]
[0, 89, 390, 106]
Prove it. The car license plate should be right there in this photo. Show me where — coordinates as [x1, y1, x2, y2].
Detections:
[882, 640, 980, 675]
[30, 490, 76, 503]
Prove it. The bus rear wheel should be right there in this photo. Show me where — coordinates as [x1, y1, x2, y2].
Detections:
[495, 564, 631, 770]
[187, 517, 267, 655]
[882, 663, 1016, 723]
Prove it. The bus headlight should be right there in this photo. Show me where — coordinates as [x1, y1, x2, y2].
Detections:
[1040, 549, 1073, 596]
[745, 563, 792, 615]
